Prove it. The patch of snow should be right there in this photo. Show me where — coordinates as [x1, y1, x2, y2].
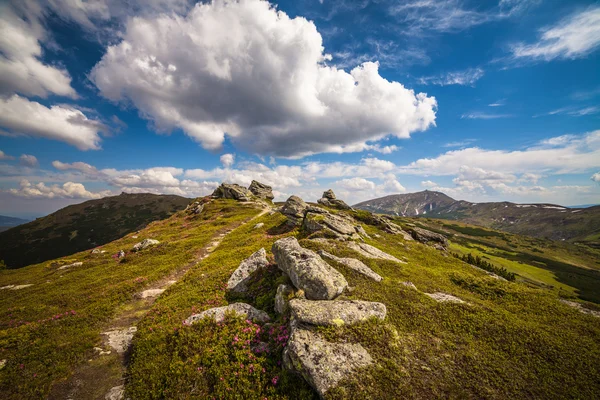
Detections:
[414, 208, 419, 215]
[542, 206, 565, 210]
[515, 204, 536, 208]
[571, 210, 582, 213]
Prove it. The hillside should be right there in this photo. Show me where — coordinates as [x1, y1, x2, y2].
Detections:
[0, 215, 29, 233]
[0, 193, 190, 269]
[354, 190, 600, 245]
[1, 185, 599, 400]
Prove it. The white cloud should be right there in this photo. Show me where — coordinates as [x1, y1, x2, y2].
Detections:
[592, 172, 600, 183]
[7, 179, 111, 199]
[0, 150, 14, 160]
[443, 139, 476, 148]
[220, 153, 235, 168]
[538, 106, 600, 117]
[19, 154, 39, 167]
[418, 68, 484, 86]
[335, 177, 376, 191]
[380, 174, 406, 193]
[90, 0, 436, 157]
[0, 95, 105, 150]
[421, 180, 438, 188]
[0, 2, 77, 98]
[511, 6, 600, 61]
[461, 112, 513, 119]
[52, 160, 98, 175]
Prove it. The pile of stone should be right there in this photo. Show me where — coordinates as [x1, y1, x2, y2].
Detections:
[211, 181, 274, 202]
[248, 180, 275, 200]
[317, 189, 352, 210]
[406, 226, 448, 250]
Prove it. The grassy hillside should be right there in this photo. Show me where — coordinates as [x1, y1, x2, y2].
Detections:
[0, 193, 190, 269]
[1, 199, 599, 399]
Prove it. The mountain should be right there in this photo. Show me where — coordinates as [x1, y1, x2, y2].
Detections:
[354, 190, 600, 246]
[0, 215, 29, 233]
[1, 188, 599, 400]
[0, 192, 190, 269]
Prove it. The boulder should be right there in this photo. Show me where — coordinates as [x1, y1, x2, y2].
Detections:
[407, 227, 448, 248]
[192, 204, 204, 215]
[117, 250, 125, 258]
[226, 248, 269, 293]
[275, 284, 294, 314]
[318, 250, 382, 282]
[355, 225, 371, 239]
[281, 195, 308, 226]
[132, 238, 160, 252]
[323, 189, 336, 200]
[212, 183, 253, 201]
[425, 292, 465, 303]
[289, 299, 386, 326]
[253, 223, 265, 229]
[302, 209, 357, 239]
[248, 180, 274, 200]
[272, 237, 347, 300]
[102, 326, 137, 354]
[284, 327, 373, 398]
[346, 242, 405, 264]
[91, 248, 102, 254]
[185, 303, 270, 325]
[58, 261, 83, 270]
[317, 189, 352, 210]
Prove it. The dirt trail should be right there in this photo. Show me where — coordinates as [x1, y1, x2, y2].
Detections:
[47, 206, 270, 400]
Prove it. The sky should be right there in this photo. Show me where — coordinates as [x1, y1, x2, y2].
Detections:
[0, 0, 599, 218]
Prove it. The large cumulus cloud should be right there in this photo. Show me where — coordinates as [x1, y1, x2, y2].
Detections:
[91, 0, 436, 157]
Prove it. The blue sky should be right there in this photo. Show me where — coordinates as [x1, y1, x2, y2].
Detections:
[0, 0, 599, 217]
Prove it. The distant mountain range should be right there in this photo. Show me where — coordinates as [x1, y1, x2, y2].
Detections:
[354, 190, 600, 246]
[0, 193, 190, 269]
[0, 215, 30, 232]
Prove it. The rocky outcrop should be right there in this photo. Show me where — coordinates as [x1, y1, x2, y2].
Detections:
[281, 195, 308, 226]
[284, 327, 373, 398]
[302, 208, 358, 239]
[0, 284, 33, 290]
[248, 180, 274, 200]
[346, 241, 405, 263]
[407, 227, 448, 249]
[57, 261, 83, 270]
[289, 299, 386, 326]
[132, 239, 160, 252]
[275, 284, 295, 314]
[425, 292, 465, 303]
[102, 327, 137, 354]
[272, 237, 347, 300]
[227, 248, 269, 293]
[318, 250, 382, 282]
[211, 183, 253, 201]
[317, 189, 352, 210]
[185, 303, 270, 325]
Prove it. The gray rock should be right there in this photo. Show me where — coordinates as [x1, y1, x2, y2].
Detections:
[185, 303, 270, 325]
[102, 326, 137, 354]
[117, 250, 125, 258]
[132, 238, 160, 252]
[192, 204, 204, 214]
[290, 299, 386, 326]
[322, 189, 336, 200]
[0, 284, 34, 290]
[248, 180, 274, 200]
[401, 281, 418, 290]
[318, 250, 382, 282]
[407, 227, 448, 248]
[91, 248, 102, 254]
[58, 261, 83, 270]
[346, 241, 405, 263]
[560, 299, 600, 318]
[138, 288, 165, 299]
[425, 292, 465, 303]
[355, 225, 371, 239]
[227, 248, 268, 293]
[303, 210, 357, 238]
[284, 327, 373, 398]
[272, 237, 347, 300]
[212, 183, 253, 201]
[275, 284, 294, 314]
[281, 195, 308, 225]
[253, 222, 265, 229]
[105, 385, 124, 400]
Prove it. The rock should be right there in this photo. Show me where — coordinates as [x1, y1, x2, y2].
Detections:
[323, 189, 336, 200]
[303, 209, 357, 239]
[105, 385, 124, 400]
[1, 284, 34, 290]
[102, 326, 137, 354]
[192, 204, 204, 214]
[317, 189, 352, 210]
[0, 359, 6, 370]
[248, 180, 274, 200]
[212, 183, 253, 201]
[93, 346, 111, 356]
[58, 261, 83, 270]
[185, 303, 270, 325]
[272, 237, 347, 300]
[284, 327, 373, 398]
[281, 195, 308, 226]
[355, 225, 371, 239]
[275, 284, 294, 314]
[318, 250, 382, 282]
[117, 250, 125, 258]
[227, 248, 269, 293]
[289, 299, 386, 326]
[132, 238, 160, 252]
[346, 242, 405, 264]
[91, 248, 102, 254]
[425, 292, 465, 303]
[138, 288, 165, 299]
[371, 215, 412, 239]
[560, 299, 600, 318]
[401, 281, 418, 290]
[253, 222, 265, 229]
[407, 227, 448, 248]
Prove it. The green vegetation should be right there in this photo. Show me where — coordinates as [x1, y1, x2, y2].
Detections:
[453, 252, 516, 281]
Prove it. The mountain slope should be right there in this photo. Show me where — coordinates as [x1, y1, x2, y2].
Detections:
[0, 193, 190, 269]
[0, 215, 29, 233]
[354, 190, 600, 245]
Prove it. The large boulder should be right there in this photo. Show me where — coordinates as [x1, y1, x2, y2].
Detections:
[275, 283, 295, 314]
[284, 327, 373, 398]
[212, 183, 253, 201]
[318, 250, 382, 282]
[248, 180, 274, 200]
[346, 241, 405, 264]
[227, 248, 269, 293]
[132, 238, 160, 252]
[317, 189, 352, 210]
[184, 303, 270, 325]
[302, 208, 357, 239]
[272, 237, 347, 300]
[289, 299, 386, 326]
[407, 226, 448, 248]
[281, 195, 308, 226]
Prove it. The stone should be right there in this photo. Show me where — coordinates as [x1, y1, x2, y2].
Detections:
[407, 227, 448, 248]
[272, 237, 347, 300]
[323, 189, 336, 200]
[346, 242, 405, 263]
[138, 288, 165, 299]
[425, 292, 465, 303]
[275, 284, 294, 314]
[248, 180, 274, 200]
[560, 299, 600, 318]
[355, 225, 371, 239]
[132, 238, 160, 252]
[1, 284, 34, 290]
[192, 204, 204, 214]
[317, 189, 352, 210]
[185, 303, 270, 325]
[93, 347, 111, 356]
[0, 359, 6, 370]
[289, 299, 386, 326]
[102, 326, 137, 354]
[212, 183, 253, 201]
[58, 262, 83, 270]
[117, 250, 125, 258]
[105, 385, 124, 400]
[91, 248, 102, 254]
[253, 222, 265, 229]
[284, 327, 373, 398]
[227, 248, 269, 293]
[302, 210, 357, 239]
[281, 195, 308, 226]
[401, 281, 418, 290]
[318, 250, 382, 282]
